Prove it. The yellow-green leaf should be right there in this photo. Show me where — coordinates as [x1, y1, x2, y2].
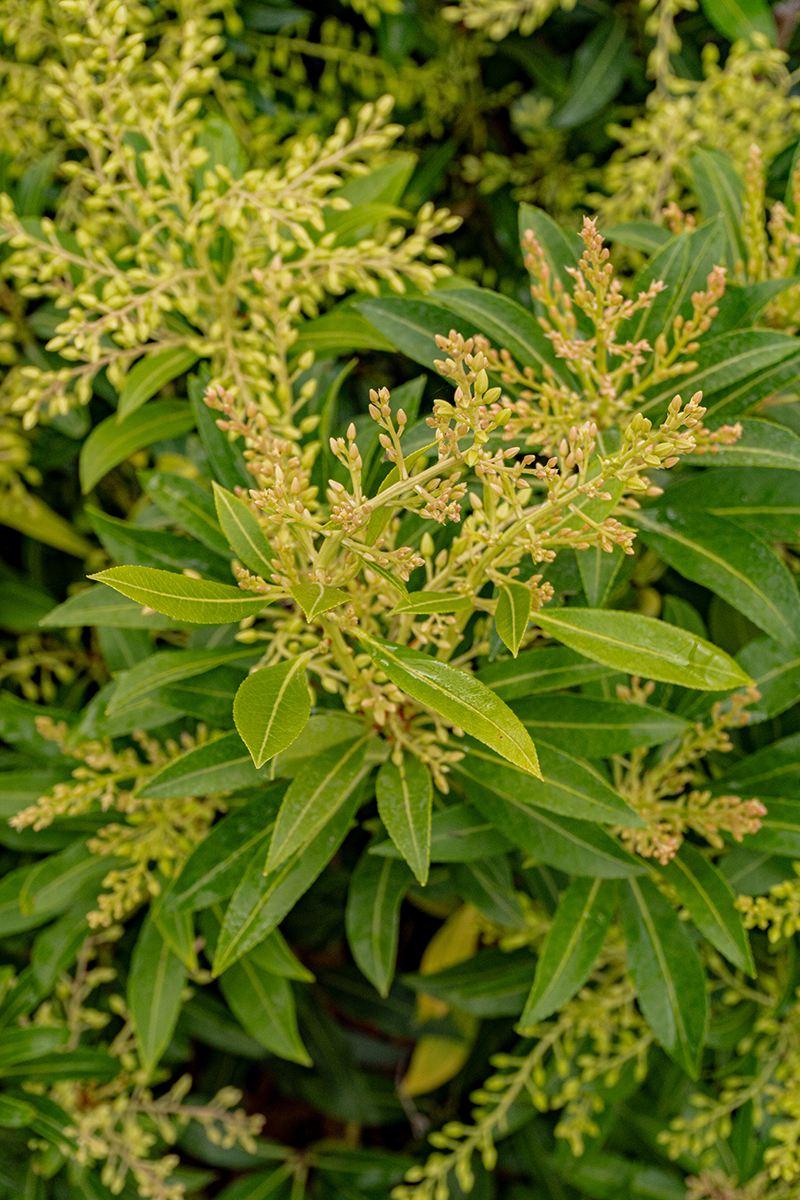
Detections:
[495, 580, 532, 657]
[212, 482, 274, 577]
[233, 655, 312, 769]
[90, 565, 267, 625]
[80, 401, 195, 493]
[389, 591, 471, 616]
[376, 754, 433, 886]
[290, 582, 351, 620]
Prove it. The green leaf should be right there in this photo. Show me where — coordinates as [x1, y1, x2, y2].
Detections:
[519, 878, 617, 1028]
[511, 694, 689, 757]
[87, 506, 231, 581]
[621, 877, 707, 1078]
[389, 590, 471, 616]
[657, 843, 754, 976]
[247, 930, 314, 981]
[449, 857, 524, 926]
[495, 580, 532, 657]
[375, 754, 433, 886]
[453, 741, 644, 826]
[359, 633, 542, 778]
[212, 482, 274, 577]
[550, 13, 629, 128]
[0, 1027, 68, 1067]
[0, 842, 112, 937]
[689, 149, 746, 270]
[289, 582, 351, 620]
[713, 731, 800, 798]
[534, 607, 751, 690]
[0, 1049, 118, 1083]
[214, 785, 365, 974]
[356, 296, 470, 370]
[519, 204, 580, 292]
[0, 489, 92, 558]
[345, 852, 412, 997]
[160, 663, 242, 726]
[137, 730, 272, 799]
[699, 418, 800, 470]
[455, 760, 645, 878]
[162, 786, 287, 915]
[107, 644, 255, 718]
[0, 566, 53, 633]
[266, 736, 372, 870]
[370, 802, 513, 863]
[657, 467, 800, 543]
[699, 0, 776, 44]
[128, 912, 187, 1075]
[219, 953, 311, 1065]
[402, 947, 535, 1017]
[634, 508, 800, 652]
[143, 471, 230, 555]
[79, 401, 195, 493]
[726, 798, 800, 856]
[476, 645, 614, 699]
[90, 565, 267, 625]
[603, 222, 673, 253]
[293, 307, 396, 358]
[578, 543, 627, 609]
[189, 371, 250, 491]
[234, 657, 312, 769]
[437, 287, 567, 384]
[117, 347, 199, 421]
[40, 584, 186, 630]
[213, 1166, 293, 1200]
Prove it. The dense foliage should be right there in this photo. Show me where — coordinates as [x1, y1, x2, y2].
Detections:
[3, 2, 800, 1200]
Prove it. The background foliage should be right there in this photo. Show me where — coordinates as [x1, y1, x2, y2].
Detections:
[3, 2, 800, 1200]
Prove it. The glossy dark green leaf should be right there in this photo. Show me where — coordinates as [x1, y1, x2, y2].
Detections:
[454, 741, 643, 825]
[657, 843, 754, 975]
[476, 645, 614, 699]
[160, 663, 243, 726]
[660, 468, 800, 543]
[577, 543, 628, 610]
[712, 732, 800, 798]
[213, 783, 365, 974]
[266, 736, 371, 870]
[511, 694, 689, 757]
[189, 372, 250, 491]
[621, 878, 707, 1078]
[375, 754, 433, 885]
[117, 346, 199, 420]
[727, 798, 800, 856]
[345, 852, 412, 997]
[370, 801, 513, 863]
[700, 418, 800, 470]
[0, 1048, 118, 1082]
[359, 633, 541, 778]
[689, 149, 746, 270]
[128, 912, 187, 1074]
[234, 656, 312, 769]
[535, 607, 752, 690]
[550, 13, 629, 128]
[137, 730, 272, 800]
[519, 877, 617, 1028]
[161, 786, 286, 915]
[699, 0, 776, 44]
[0, 1026, 68, 1067]
[79, 401, 195, 493]
[90, 565, 267, 625]
[248, 929, 313, 981]
[39, 585, 186, 630]
[108, 644, 255, 718]
[449, 856, 524, 926]
[87, 506, 231, 581]
[143, 471, 230, 555]
[635, 508, 800, 651]
[356, 296, 470, 370]
[495, 580, 532, 657]
[294, 307, 396, 358]
[436, 287, 566, 383]
[456, 761, 645, 877]
[213, 482, 274, 577]
[0, 841, 112, 937]
[402, 948, 535, 1017]
[219, 952, 311, 1065]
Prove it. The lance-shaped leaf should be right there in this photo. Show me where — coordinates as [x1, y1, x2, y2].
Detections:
[266, 736, 372, 871]
[290, 582, 351, 621]
[389, 591, 471, 616]
[359, 634, 541, 778]
[160, 786, 287, 915]
[457, 762, 645, 878]
[90, 565, 267, 625]
[724, 798, 800, 856]
[80, 401, 195, 493]
[711, 731, 800, 798]
[535, 607, 751, 691]
[450, 857, 524, 926]
[634, 508, 800, 652]
[219, 953, 311, 1066]
[142, 471, 229, 555]
[370, 801, 513, 863]
[213, 785, 364, 974]
[621, 877, 707, 1078]
[577, 543, 628, 609]
[511, 694, 689, 757]
[519, 877, 617, 1029]
[657, 843, 754, 976]
[117, 346, 199, 421]
[128, 912, 187, 1076]
[476, 645, 613, 699]
[212, 482, 274, 577]
[375, 754, 433, 885]
[453, 741, 644, 826]
[234, 655, 312, 769]
[403, 947, 534, 1017]
[345, 851, 413, 997]
[189, 371, 250, 491]
[699, 418, 800, 470]
[137, 730, 270, 800]
[495, 580, 532, 658]
[108, 644, 255, 717]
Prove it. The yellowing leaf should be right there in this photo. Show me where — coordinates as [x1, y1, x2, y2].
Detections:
[417, 903, 481, 1021]
[401, 1029, 474, 1098]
